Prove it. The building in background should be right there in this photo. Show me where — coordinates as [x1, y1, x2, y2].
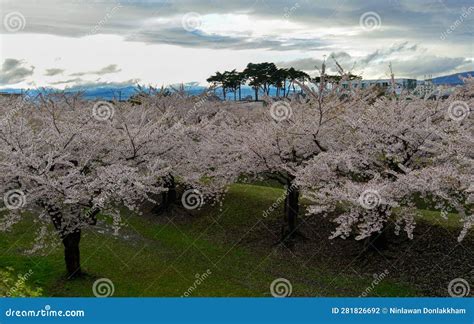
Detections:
[413, 75, 437, 97]
[341, 78, 417, 93]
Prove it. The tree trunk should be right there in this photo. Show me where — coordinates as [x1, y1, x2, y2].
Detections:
[362, 207, 398, 253]
[238, 85, 241, 101]
[254, 88, 258, 101]
[283, 182, 299, 241]
[163, 175, 177, 210]
[43, 203, 83, 278]
[364, 230, 389, 252]
[285, 83, 291, 97]
[63, 230, 82, 278]
[154, 175, 177, 214]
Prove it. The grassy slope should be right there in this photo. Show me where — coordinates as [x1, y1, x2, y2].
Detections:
[0, 184, 430, 297]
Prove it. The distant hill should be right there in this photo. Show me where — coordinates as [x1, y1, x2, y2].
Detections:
[1, 71, 473, 100]
[432, 71, 473, 85]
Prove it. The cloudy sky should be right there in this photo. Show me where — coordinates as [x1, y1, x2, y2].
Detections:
[0, 0, 473, 89]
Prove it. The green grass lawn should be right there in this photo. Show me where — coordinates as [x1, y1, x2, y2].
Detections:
[416, 209, 466, 229]
[0, 183, 443, 297]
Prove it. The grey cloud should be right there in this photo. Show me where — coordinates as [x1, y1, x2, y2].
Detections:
[3, 0, 473, 51]
[390, 56, 472, 77]
[278, 57, 324, 71]
[3, 58, 22, 71]
[96, 64, 121, 75]
[70, 64, 122, 76]
[45, 68, 65, 76]
[278, 43, 472, 78]
[70, 72, 87, 77]
[278, 51, 358, 73]
[67, 78, 141, 89]
[360, 42, 419, 65]
[127, 28, 329, 51]
[0, 59, 35, 85]
[50, 77, 140, 88]
[50, 78, 83, 85]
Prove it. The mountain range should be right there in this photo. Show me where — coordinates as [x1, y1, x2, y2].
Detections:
[1, 71, 472, 101]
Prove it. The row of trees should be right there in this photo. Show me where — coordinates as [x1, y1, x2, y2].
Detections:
[206, 62, 362, 101]
[207, 63, 311, 101]
[0, 72, 472, 278]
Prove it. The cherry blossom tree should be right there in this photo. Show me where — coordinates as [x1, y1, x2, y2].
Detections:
[129, 86, 234, 211]
[0, 93, 171, 277]
[199, 68, 361, 243]
[0, 87, 241, 278]
[297, 78, 473, 244]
